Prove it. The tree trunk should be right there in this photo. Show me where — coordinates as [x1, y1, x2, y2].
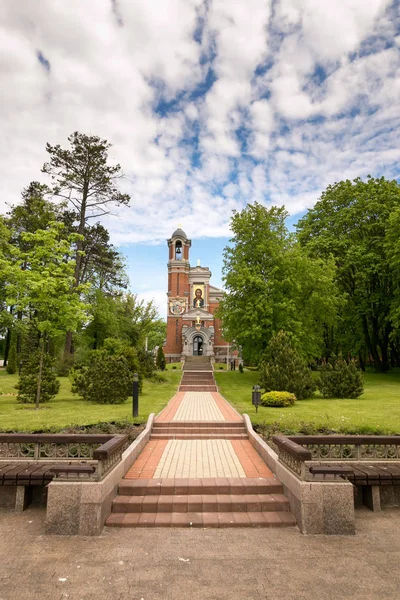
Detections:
[361, 315, 382, 372]
[64, 195, 87, 356]
[3, 327, 11, 366]
[36, 336, 44, 410]
[380, 323, 391, 373]
[358, 351, 365, 372]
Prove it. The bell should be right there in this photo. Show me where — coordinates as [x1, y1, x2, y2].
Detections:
[176, 246, 182, 255]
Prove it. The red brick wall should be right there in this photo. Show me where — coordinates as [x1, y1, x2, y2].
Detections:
[209, 302, 228, 346]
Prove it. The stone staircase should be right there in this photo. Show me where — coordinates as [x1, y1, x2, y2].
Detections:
[183, 356, 212, 370]
[179, 357, 217, 392]
[151, 421, 248, 440]
[106, 477, 296, 528]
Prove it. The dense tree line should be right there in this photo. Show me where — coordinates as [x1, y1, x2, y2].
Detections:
[219, 176, 400, 373]
[0, 132, 166, 406]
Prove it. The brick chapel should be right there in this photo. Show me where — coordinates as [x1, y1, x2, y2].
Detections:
[164, 227, 229, 363]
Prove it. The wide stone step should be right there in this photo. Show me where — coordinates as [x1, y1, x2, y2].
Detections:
[150, 433, 248, 440]
[153, 421, 244, 428]
[152, 427, 246, 435]
[106, 511, 296, 527]
[179, 385, 218, 391]
[112, 493, 290, 514]
[181, 374, 215, 378]
[118, 478, 284, 496]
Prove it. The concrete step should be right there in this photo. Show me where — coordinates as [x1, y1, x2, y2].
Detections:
[150, 433, 248, 440]
[106, 511, 296, 528]
[118, 478, 284, 496]
[111, 493, 291, 514]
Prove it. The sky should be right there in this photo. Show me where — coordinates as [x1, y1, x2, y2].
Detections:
[1, 0, 400, 318]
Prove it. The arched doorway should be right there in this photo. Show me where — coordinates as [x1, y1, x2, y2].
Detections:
[193, 335, 203, 356]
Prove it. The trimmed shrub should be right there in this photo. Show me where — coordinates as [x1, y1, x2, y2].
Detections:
[156, 346, 166, 371]
[318, 355, 364, 398]
[172, 365, 177, 370]
[238, 363, 244, 373]
[261, 391, 296, 407]
[260, 331, 316, 400]
[6, 343, 17, 375]
[71, 349, 131, 404]
[18, 351, 60, 404]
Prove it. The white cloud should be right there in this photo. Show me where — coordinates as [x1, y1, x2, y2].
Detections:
[0, 0, 399, 249]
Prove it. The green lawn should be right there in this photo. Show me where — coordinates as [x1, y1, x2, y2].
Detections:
[2, 366, 400, 435]
[215, 369, 400, 435]
[0, 369, 181, 432]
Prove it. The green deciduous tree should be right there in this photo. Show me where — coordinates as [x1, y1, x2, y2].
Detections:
[7, 223, 88, 407]
[297, 176, 400, 372]
[219, 203, 339, 363]
[260, 331, 316, 399]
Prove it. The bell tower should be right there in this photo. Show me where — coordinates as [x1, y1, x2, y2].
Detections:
[164, 227, 191, 361]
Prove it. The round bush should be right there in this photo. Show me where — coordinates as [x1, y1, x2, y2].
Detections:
[172, 365, 177, 369]
[261, 391, 296, 408]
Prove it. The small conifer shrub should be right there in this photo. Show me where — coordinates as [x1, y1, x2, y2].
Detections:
[156, 346, 166, 371]
[318, 355, 364, 398]
[260, 331, 316, 400]
[71, 349, 131, 404]
[6, 343, 17, 375]
[18, 351, 60, 404]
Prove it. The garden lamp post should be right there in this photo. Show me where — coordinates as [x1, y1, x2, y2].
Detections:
[252, 385, 261, 413]
[132, 373, 139, 418]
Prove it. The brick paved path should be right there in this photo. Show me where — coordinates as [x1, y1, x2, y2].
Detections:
[107, 377, 296, 528]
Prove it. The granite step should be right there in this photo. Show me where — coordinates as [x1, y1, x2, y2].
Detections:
[112, 493, 291, 514]
[153, 421, 244, 428]
[150, 433, 248, 440]
[179, 385, 218, 392]
[118, 478, 284, 496]
[106, 511, 296, 528]
[152, 425, 246, 435]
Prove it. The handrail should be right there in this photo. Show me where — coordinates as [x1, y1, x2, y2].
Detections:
[93, 435, 128, 460]
[273, 435, 312, 460]
[273, 434, 400, 479]
[0, 433, 129, 480]
[0, 434, 112, 444]
[287, 435, 400, 445]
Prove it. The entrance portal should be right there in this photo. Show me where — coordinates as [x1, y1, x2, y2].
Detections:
[193, 335, 203, 356]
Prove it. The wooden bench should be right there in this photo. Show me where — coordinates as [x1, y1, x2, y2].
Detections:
[0, 433, 128, 511]
[273, 434, 400, 511]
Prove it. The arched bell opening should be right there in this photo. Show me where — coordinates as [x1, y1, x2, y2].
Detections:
[175, 241, 183, 260]
[193, 335, 204, 356]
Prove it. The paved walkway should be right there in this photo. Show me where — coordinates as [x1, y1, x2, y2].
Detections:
[1, 507, 400, 599]
[157, 391, 242, 422]
[124, 390, 273, 480]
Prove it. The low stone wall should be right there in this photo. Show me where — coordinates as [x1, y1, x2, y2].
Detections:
[242, 415, 355, 535]
[45, 414, 155, 536]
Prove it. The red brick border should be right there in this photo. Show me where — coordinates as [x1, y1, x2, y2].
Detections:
[231, 440, 273, 478]
[156, 392, 185, 422]
[124, 440, 168, 479]
[211, 392, 242, 422]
